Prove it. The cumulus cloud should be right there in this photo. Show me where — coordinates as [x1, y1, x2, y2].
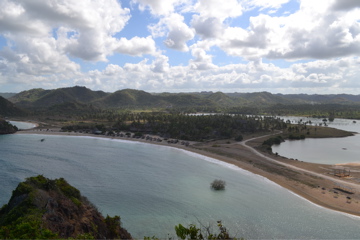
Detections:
[131, 0, 190, 16]
[1, 0, 360, 94]
[193, 0, 243, 20]
[331, 0, 360, 11]
[191, 15, 224, 39]
[114, 36, 157, 56]
[149, 13, 194, 51]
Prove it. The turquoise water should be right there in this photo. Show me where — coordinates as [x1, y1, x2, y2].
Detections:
[1, 134, 360, 238]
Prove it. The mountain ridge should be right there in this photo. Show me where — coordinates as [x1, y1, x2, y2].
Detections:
[7, 86, 360, 111]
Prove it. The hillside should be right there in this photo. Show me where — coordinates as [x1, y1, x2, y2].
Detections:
[8, 86, 360, 115]
[0, 93, 16, 99]
[0, 96, 26, 116]
[0, 119, 18, 134]
[95, 88, 161, 108]
[0, 175, 132, 239]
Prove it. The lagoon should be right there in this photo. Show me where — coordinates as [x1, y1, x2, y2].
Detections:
[273, 117, 360, 164]
[1, 133, 360, 238]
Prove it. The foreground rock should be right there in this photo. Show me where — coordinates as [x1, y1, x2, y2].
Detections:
[0, 175, 132, 239]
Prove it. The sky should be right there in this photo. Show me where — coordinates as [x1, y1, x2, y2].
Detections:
[0, 0, 360, 94]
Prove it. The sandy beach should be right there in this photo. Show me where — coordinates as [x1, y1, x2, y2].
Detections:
[16, 127, 360, 218]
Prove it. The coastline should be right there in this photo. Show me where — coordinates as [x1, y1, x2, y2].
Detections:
[16, 128, 360, 218]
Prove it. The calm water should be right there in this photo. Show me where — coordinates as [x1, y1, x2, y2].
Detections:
[273, 117, 360, 164]
[9, 121, 37, 130]
[1, 133, 360, 238]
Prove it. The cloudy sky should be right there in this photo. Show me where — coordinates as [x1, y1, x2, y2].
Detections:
[0, 0, 360, 94]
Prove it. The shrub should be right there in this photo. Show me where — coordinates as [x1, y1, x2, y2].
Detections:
[210, 179, 226, 190]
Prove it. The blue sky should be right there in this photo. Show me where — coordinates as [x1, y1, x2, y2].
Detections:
[0, 0, 360, 94]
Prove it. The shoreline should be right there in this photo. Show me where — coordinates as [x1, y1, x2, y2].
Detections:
[16, 128, 360, 218]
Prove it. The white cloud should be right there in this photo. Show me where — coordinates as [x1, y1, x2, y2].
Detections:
[193, 0, 243, 20]
[114, 36, 157, 56]
[1, 0, 360, 94]
[331, 0, 360, 11]
[151, 54, 170, 73]
[131, 0, 190, 16]
[149, 13, 194, 51]
[191, 15, 224, 39]
[189, 47, 217, 70]
[243, 0, 290, 11]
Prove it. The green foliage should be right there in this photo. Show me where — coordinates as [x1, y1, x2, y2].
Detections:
[262, 135, 284, 146]
[104, 215, 122, 239]
[0, 211, 58, 239]
[55, 178, 81, 199]
[175, 221, 241, 240]
[175, 224, 202, 240]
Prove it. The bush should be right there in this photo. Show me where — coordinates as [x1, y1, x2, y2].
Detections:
[210, 179, 226, 190]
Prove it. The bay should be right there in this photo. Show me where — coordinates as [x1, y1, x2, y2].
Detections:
[1, 133, 360, 238]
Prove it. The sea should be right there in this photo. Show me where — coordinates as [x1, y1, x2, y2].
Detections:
[1, 121, 360, 238]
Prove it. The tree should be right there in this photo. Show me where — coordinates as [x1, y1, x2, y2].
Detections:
[210, 179, 226, 190]
[175, 221, 242, 240]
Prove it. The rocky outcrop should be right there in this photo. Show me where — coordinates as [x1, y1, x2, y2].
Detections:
[0, 175, 132, 239]
[0, 119, 18, 134]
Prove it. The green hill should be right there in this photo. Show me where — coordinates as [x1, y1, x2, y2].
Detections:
[8, 86, 360, 115]
[96, 88, 160, 108]
[0, 96, 26, 116]
[0, 175, 132, 239]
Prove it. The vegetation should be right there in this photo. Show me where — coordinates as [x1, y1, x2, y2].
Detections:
[5, 86, 360, 120]
[175, 221, 241, 240]
[0, 96, 26, 116]
[0, 119, 18, 134]
[0, 175, 132, 239]
[210, 179, 226, 190]
[60, 113, 287, 141]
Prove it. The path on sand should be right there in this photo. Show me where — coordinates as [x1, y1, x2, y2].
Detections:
[240, 133, 360, 191]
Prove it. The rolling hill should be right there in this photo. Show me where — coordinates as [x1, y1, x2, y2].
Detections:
[7, 86, 360, 113]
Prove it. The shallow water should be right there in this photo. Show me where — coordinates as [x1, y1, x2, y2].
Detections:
[1, 134, 360, 238]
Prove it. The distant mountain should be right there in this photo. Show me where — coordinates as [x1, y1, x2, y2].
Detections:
[276, 93, 360, 104]
[8, 86, 360, 112]
[0, 93, 16, 99]
[159, 92, 218, 107]
[10, 86, 108, 109]
[204, 92, 244, 107]
[0, 96, 26, 116]
[95, 89, 161, 108]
